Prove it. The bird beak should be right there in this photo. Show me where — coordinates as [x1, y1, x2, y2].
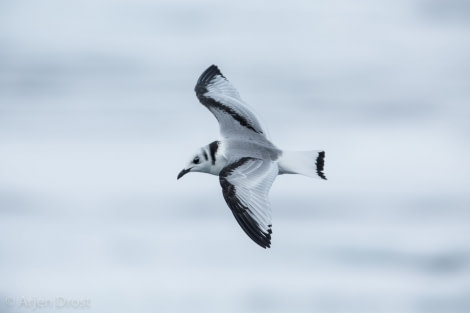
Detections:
[177, 168, 191, 180]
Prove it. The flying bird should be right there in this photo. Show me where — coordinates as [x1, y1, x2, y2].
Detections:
[177, 65, 326, 248]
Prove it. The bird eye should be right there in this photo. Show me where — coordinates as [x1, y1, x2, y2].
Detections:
[193, 156, 200, 164]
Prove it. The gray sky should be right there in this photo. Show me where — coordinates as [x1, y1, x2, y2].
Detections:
[1, 1, 469, 312]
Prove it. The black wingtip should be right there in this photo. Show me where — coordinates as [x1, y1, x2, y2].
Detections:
[195, 64, 225, 95]
[316, 151, 327, 180]
[231, 211, 272, 249]
[204, 64, 224, 78]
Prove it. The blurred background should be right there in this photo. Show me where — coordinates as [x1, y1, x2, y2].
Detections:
[1, 0, 469, 312]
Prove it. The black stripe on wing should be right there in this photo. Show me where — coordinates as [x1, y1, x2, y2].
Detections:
[219, 157, 272, 249]
[194, 65, 262, 134]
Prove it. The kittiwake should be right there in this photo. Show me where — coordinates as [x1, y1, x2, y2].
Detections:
[177, 65, 326, 248]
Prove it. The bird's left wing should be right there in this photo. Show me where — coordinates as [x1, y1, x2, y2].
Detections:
[219, 157, 278, 248]
[195, 65, 267, 139]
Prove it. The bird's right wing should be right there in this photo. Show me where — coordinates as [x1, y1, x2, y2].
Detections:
[195, 65, 267, 139]
[219, 157, 278, 248]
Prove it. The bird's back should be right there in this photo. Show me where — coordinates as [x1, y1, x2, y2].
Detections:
[223, 137, 281, 163]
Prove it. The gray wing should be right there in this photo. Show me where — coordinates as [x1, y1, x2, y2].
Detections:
[219, 157, 279, 248]
[195, 65, 267, 139]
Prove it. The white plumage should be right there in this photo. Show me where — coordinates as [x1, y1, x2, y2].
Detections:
[177, 65, 326, 248]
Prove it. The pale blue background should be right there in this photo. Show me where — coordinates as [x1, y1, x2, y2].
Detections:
[1, 0, 469, 312]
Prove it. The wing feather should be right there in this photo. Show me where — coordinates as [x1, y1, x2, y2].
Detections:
[195, 65, 266, 138]
[219, 157, 278, 248]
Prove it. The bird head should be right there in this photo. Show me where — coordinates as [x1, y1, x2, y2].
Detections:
[177, 149, 212, 179]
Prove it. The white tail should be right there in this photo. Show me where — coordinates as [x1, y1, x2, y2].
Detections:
[278, 150, 326, 179]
